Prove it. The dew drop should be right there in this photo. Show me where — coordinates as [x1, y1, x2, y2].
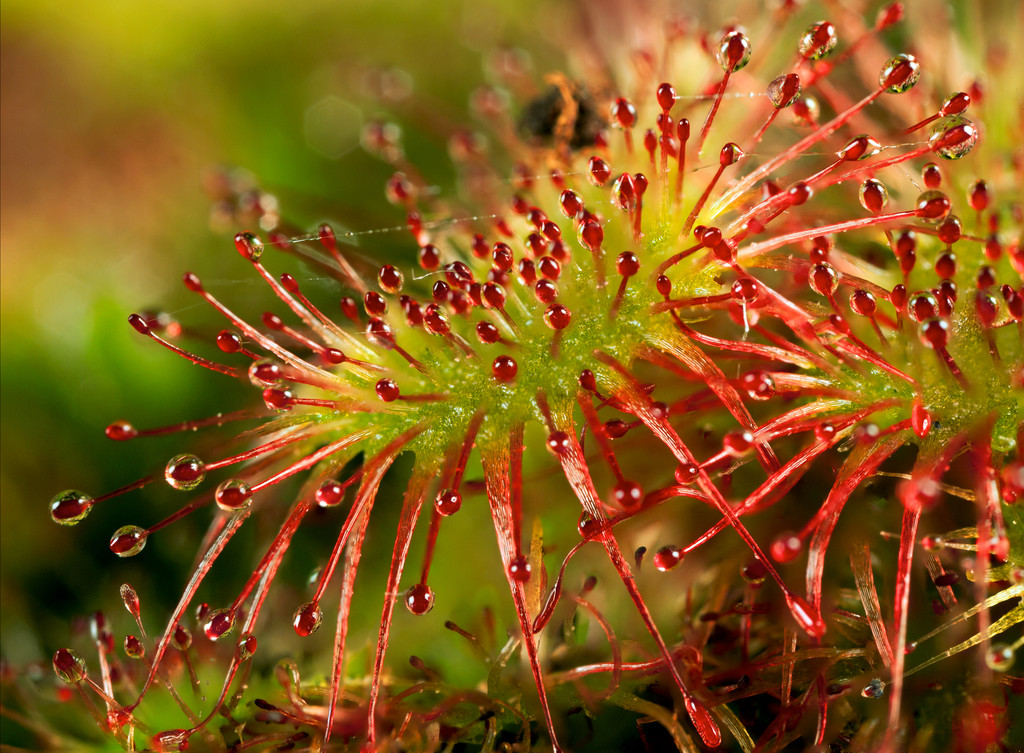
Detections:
[653, 545, 684, 572]
[105, 420, 138, 441]
[110, 525, 148, 557]
[316, 479, 345, 508]
[50, 490, 94, 526]
[164, 454, 205, 491]
[234, 231, 264, 261]
[203, 609, 235, 641]
[859, 179, 888, 213]
[809, 262, 839, 297]
[731, 277, 758, 303]
[611, 480, 643, 509]
[215, 479, 253, 512]
[173, 622, 192, 655]
[928, 115, 978, 160]
[405, 583, 435, 615]
[249, 358, 283, 387]
[578, 513, 602, 539]
[741, 559, 767, 584]
[378, 264, 404, 294]
[723, 430, 754, 456]
[861, 678, 885, 698]
[656, 82, 678, 112]
[849, 290, 877, 317]
[616, 251, 640, 277]
[124, 635, 145, 659]
[791, 95, 820, 127]
[611, 97, 637, 128]
[236, 634, 258, 661]
[799, 21, 837, 60]
[915, 190, 951, 223]
[879, 53, 921, 94]
[435, 488, 462, 516]
[375, 378, 400, 402]
[968, 179, 990, 211]
[675, 463, 699, 484]
[508, 554, 531, 582]
[588, 421, 620, 444]
[771, 532, 803, 563]
[986, 643, 1015, 671]
[918, 318, 949, 350]
[544, 303, 571, 330]
[716, 30, 751, 72]
[766, 73, 801, 109]
[741, 370, 775, 401]
[476, 321, 500, 344]
[908, 291, 938, 322]
[546, 431, 571, 456]
[52, 648, 86, 684]
[587, 157, 611, 186]
[492, 355, 518, 382]
[813, 422, 836, 441]
[840, 135, 881, 162]
[293, 602, 323, 637]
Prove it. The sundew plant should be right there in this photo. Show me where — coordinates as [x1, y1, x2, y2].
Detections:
[9, 1, 1024, 751]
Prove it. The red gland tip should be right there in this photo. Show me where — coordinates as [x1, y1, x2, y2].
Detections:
[183, 272, 203, 292]
[127, 313, 150, 335]
[788, 595, 827, 638]
[106, 421, 137, 441]
[234, 231, 264, 261]
[684, 697, 722, 747]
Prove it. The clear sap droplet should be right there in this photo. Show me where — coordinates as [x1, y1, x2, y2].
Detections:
[652, 545, 684, 572]
[798, 21, 837, 60]
[52, 648, 87, 684]
[171, 625, 192, 650]
[293, 602, 323, 637]
[859, 179, 888, 213]
[164, 454, 205, 491]
[766, 74, 801, 109]
[986, 643, 1015, 672]
[203, 609, 235, 641]
[215, 479, 253, 512]
[716, 30, 751, 73]
[928, 114, 979, 160]
[861, 678, 885, 698]
[124, 635, 145, 659]
[879, 53, 921, 94]
[50, 490, 94, 526]
[404, 584, 435, 615]
[110, 525, 148, 557]
[236, 634, 258, 661]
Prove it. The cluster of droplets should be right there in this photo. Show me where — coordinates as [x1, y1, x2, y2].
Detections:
[45, 4, 1024, 752]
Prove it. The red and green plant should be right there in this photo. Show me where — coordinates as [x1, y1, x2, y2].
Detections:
[12, 2, 1024, 751]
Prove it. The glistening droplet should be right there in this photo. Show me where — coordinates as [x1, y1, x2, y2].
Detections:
[110, 525, 148, 557]
[52, 648, 87, 684]
[164, 454, 205, 491]
[50, 490, 93, 526]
